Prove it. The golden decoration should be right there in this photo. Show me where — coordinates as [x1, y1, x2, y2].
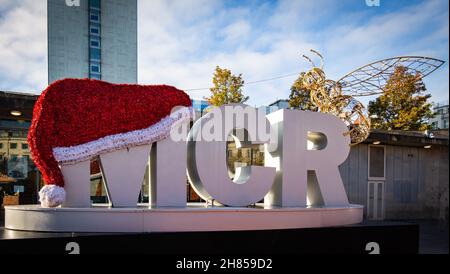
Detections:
[300, 50, 444, 145]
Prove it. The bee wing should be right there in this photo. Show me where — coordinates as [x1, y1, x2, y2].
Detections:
[336, 56, 445, 97]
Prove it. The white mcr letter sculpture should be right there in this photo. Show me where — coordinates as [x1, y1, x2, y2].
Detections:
[5, 88, 363, 232]
[58, 104, 351, 209]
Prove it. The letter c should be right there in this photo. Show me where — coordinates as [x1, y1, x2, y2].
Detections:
[187, 104, 276, 206]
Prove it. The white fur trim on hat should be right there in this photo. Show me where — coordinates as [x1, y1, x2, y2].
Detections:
[39, 185, 66, 208]
[52, 107, 193, 165]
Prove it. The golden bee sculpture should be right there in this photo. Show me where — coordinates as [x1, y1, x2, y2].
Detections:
[300, 50, 444, 145]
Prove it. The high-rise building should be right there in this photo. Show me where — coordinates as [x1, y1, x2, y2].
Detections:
[47, 0, 137, 84]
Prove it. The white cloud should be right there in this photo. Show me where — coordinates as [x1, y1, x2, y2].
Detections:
[321, 0, 449, 104]
[220, 20, 251, 44]
[138, 0, 448, 106]
[0, 0, 47, 93]
[137, 0, 320, 105]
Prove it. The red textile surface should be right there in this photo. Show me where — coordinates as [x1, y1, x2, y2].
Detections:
[28, 78, 191, 187]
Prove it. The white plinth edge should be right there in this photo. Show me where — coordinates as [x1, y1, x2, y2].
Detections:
[5, 204, 364, 233]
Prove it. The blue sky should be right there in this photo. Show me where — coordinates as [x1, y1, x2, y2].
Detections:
[0, 0, 448, 107]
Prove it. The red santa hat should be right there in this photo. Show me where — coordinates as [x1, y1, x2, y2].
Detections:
[28, 79, 192, 207]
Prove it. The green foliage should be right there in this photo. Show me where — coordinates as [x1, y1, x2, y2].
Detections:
[368, 66, 435, 131]
[206, 66, 248, 106]
[288, 72, 318, 111]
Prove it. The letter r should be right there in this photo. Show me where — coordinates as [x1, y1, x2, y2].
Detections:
[265, 109, 350, 207]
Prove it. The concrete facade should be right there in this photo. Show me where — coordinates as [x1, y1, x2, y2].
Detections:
[48, 0, 90, 82]
[100, 0, 138, 83]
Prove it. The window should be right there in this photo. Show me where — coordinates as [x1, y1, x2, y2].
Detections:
[11, 131, 21, 137]
[21, 143, 28, 150]
[89, 59, 101, 80]
[90, 26, 100, 35]
[90, 73, 101, 80]
[0, 143, 3, 149]
[91, 65, 100, 73]
[90, 48, 101, 61]
[90, 14, 99, 22]
[90, 8, 100, 22]
[368, 145, 386, 180]
[91, 37, 100, 48]
[10, 143, 17, 149]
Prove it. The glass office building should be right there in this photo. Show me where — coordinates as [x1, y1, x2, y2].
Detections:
[191, 99, 210, 117]
[47, 0, 137, 84]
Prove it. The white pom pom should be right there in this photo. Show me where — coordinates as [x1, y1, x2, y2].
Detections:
[39, 185, 66, 208]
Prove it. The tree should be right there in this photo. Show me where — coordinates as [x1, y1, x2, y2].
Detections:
[205, 66, 248, 106]
[288, 72, 318, 111]
[368, 66, 435, 131]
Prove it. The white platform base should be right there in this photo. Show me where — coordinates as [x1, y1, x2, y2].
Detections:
[5, 204, 363, 233]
